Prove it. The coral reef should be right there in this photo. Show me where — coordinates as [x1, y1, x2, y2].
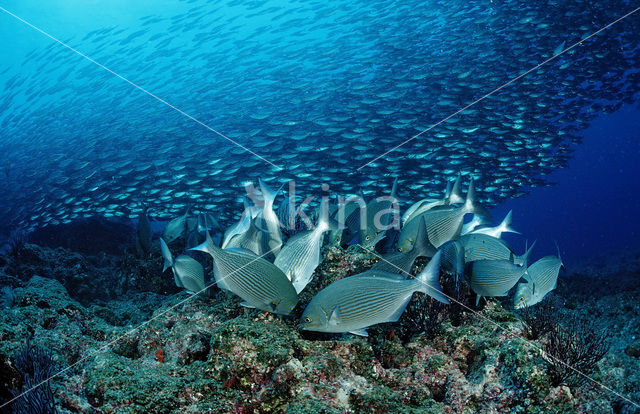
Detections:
[544, 316, 610, 387]
[0, 243, 638, 413]
[9, 338, 59, 414]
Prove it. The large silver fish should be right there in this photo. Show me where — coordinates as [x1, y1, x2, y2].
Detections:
[514, 251, 563, 309]
[192, 232, 297, 315]
[300, 251, 447, 336]
[163, 208, 190, 243]
[360, 177, 399, 248]
[459, 233, 520, 263]
[159, 238, 205, 293]
[274, 213, 330, 293]
[468, 242, 535, 305]
[402, 175, 463, 226]
[398, 178, 488, 251]
[222, 205, 260, 249]
[370, 216, 435, 274]
[224, 213, 267, 256]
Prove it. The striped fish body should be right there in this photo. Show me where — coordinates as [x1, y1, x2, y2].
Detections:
[440, 240, 464, 281]
[224, 216, 263, 256]
[301, 252, 446, 335]
[300, 272, 422, 334]
[372, 216, 435, 274]
[163, 211, 188, 243]
[259, 178, 283, 256]
[274, 224, 327, 293]
[173, 255, 206, 293]
[397, 212, 426, 252]
[402, 198, 443, 226]
[459, 234, 515, 263]
[401, 175, 462, 226]
[370, 249, 418, 275]
[469, 259, 527, 303]
[528, 256, 562, 291]
[194, 234, 297, 315]
[421, 205, 467, 248]
[159, 237, 205, 293]
[222, 208, 253, 249]
[514, 255, 562, 308]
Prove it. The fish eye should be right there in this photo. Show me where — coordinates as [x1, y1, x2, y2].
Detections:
[397, 247, 403, 252]
[304, 317, 312, 323]
[365, 235, 371, 241]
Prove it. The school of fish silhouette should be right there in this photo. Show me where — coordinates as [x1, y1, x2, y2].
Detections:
[1, 0, 639, 243]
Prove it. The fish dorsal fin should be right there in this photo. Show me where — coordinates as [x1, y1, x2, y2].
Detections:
[328, 306, 342, 326]
[349, 328, 369, 337]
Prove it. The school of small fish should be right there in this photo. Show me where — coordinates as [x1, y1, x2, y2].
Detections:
[1, 0, 640, 242]
[156, 177, 563, 336]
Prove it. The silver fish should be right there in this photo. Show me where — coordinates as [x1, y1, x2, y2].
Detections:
[459, 233, 518, 263]
[192, 232, 297, 315]
[402, 175, 463, 226]
[160, 238, 205, 293]
[224, 213, 267, 256]
[469, 242, 535, 305]
[222, 205, 259, 249]
[514, 251, 563, 309]
[439, 240, 464, 282]
[370, 216, 435, 274]
[300, 251, 447, 336]
[163, 208, 189, 243]
[258, 178, 283, 257]
[399, 178, 488, 250]
[274, 212, 329, 293]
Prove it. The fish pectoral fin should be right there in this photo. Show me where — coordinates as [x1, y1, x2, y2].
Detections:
[240, 302, 256, 309]
[349, 329, 369, 337]
[328, 306, 342, 326]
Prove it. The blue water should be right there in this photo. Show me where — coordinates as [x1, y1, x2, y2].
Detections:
[1, 0, 639, 265]
[495, 104, 640, 266]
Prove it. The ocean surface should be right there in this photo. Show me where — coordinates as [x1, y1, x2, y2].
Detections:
[1, 0, 639, 412]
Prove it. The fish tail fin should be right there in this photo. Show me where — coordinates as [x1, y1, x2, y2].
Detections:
[259, 178, 279, 207]
[521, 240, 537, 268]
[448, 173, 463, 204]
[412, 216, 436, 258]
[390, 177, 399, 200]
[190, 231, 217, 255]
[315, 207, 330, 233]
[464, 178, 490, 217]
[554, 240, 565, 269]
[500, 210, 519, 234]
[415, 251, 449, 304]
[441, 240, 465, 282]
[160, 238, 174, 272]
